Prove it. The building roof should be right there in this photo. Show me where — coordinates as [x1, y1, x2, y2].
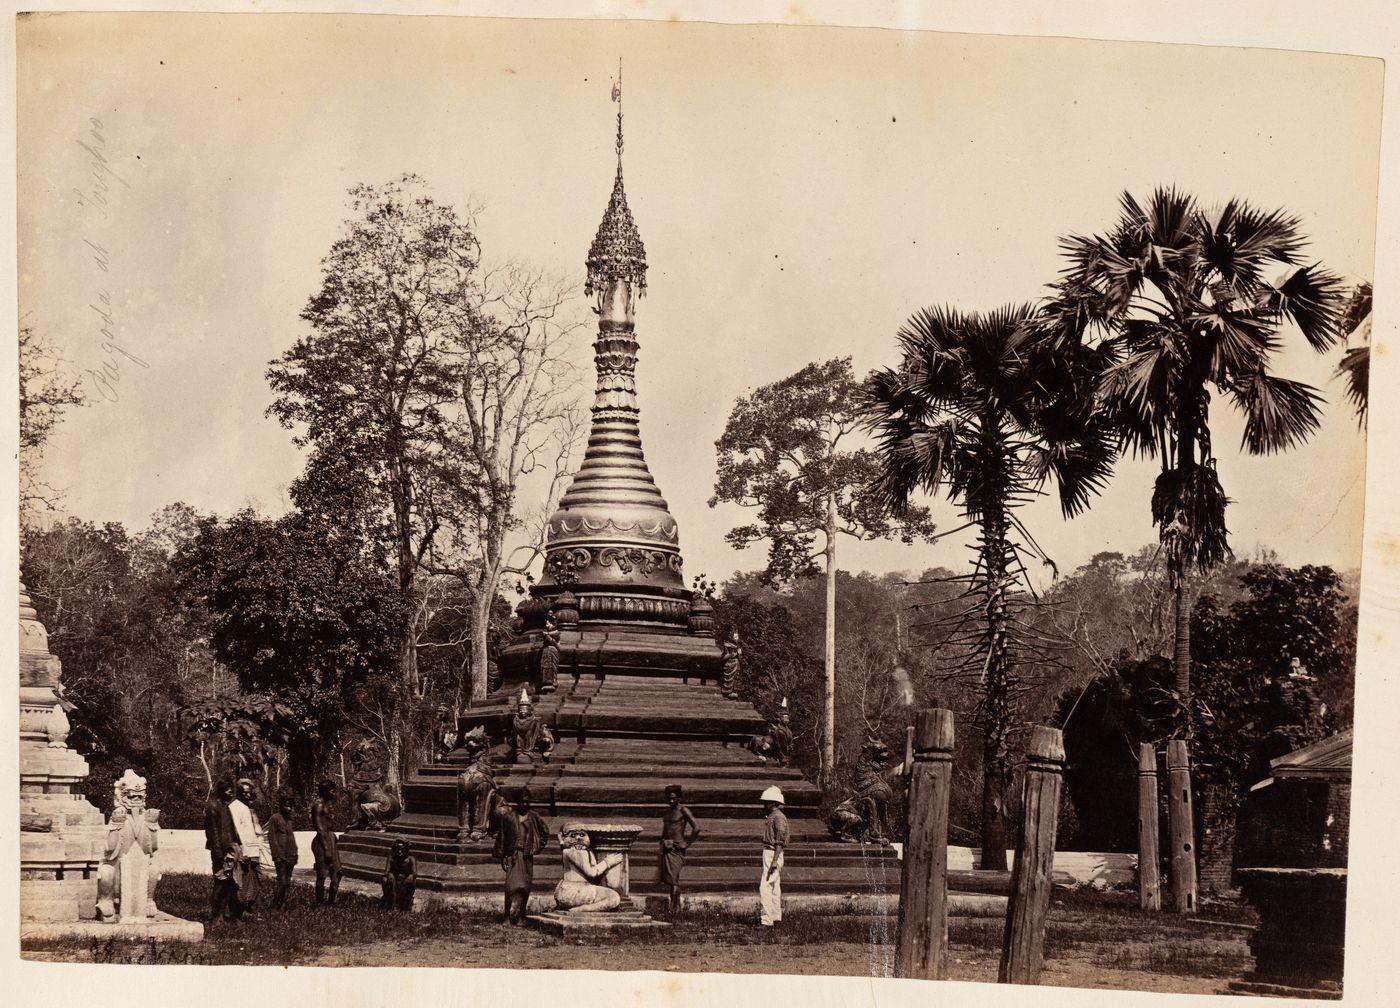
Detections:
[1269, 729, 1353, 782]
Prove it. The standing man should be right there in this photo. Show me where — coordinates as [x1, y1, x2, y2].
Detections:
[310, 779, 342, 906]
[493, 788, 550, 926]
[230, 779, 272, 919]
[202, 781, 239, 924]
[658, 784, 701, 912]
[759, 785, 788, 927]
[266, 793, 298, 909]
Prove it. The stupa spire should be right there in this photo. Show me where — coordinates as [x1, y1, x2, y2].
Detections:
[539, 69, 683, 592]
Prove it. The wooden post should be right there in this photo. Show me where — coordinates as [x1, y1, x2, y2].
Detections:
[1166, 739, 1197, 913]
[1138, 743, 1161, 911]
[903, 724, 916, 777]
[999, 725, 1064, 985]
[895, 708, 955, 980]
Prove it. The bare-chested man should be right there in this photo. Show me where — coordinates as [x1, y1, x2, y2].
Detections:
[658, 784, 701, 912]
[310, 779, 342, 906]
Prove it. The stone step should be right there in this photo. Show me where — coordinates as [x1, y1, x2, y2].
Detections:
[371, 813, 837, 840]
[336, 839, 898, 869]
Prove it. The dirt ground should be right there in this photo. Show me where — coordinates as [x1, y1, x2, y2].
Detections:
[294, 932, 1242, 995]
[21, 874, 1256, 997]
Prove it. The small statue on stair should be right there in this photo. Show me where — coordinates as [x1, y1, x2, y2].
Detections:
[826, 737, 900, 844]
[349, 739, 403, 831]
[511, 689, 555, 764]
[456, 725, 499, 841]
[747, 698, 793, 766]
[538, 614, 561, 694]
[721, 629, 742, 699]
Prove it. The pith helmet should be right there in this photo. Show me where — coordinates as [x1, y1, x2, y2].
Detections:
[760, 786, 785, 805]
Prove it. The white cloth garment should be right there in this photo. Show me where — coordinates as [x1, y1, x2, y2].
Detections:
[760, 847, 783, 925]
[229, 799, 271, 865]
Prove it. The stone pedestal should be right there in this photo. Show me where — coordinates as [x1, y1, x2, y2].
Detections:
[1227, 867, 1346, 999]
[528, 822, 668, 935]
[584, 823, 642, 896]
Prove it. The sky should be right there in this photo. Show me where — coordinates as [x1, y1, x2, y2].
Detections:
[18, 13, 1383, 588]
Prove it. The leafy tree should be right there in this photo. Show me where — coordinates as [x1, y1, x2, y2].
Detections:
[1057, 562, 1353, 852]
[267, 175, 482, 787]
[175, 509, 406, 793]
[864, 305, 1115, 869]
[1051, 189, 1345, 722]
[21, 512, 228, 825]
[179, 695, 297, 799]
[1192, 564, 1353, 799]
[710, 357, 935, 786]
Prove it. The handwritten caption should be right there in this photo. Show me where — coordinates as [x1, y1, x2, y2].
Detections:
[72, 116, 148, 403]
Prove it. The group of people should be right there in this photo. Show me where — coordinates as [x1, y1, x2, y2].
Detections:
[201, 777, 343, 923]
[200, 769, 794, 929]
[488, 780, 788, 927]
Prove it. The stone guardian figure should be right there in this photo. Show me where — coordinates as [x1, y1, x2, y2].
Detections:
[455, 726, 498, 841]
[96, 769, 161, 923]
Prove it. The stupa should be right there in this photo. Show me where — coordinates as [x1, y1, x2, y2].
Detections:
[339, 80, 902, 905]
[494, 79, 720, 686]
[18, 581, 202, 939]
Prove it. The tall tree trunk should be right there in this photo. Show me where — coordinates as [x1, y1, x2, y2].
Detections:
[824, 489, 837, 792]
[1173, 573, 1192, 724]
[469, 585, 493, 704]
[978, 513, 1012, 872]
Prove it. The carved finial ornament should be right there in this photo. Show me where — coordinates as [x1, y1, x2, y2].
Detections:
[585, 61, 648, 298]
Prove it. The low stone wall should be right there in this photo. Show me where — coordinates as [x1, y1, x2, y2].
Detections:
[153, 829, 320, 874]
[154, 830, 1135, 888]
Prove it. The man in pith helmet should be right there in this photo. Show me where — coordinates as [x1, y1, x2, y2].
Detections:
[758, 785, 789, 927]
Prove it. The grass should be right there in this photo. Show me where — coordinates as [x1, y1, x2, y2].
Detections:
[22, 873, 1255, 984]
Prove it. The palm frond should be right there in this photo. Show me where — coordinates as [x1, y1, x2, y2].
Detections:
[1335, 344, 1369, 423]
[1266, 263, 1346, 352]
[1228, 372, 1325, 455]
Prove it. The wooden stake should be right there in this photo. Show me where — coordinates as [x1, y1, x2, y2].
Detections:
[999, 725, 1064, 985]
[1166, 739, 1197, 913]
[895, 708, 955, 980]
[1138, 743, 1161, 911]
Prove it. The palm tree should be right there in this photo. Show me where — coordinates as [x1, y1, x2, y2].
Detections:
[1335, 282, 1371, 423]
[864, 304, 1114, 870]
[1051, 188, 1345, 723]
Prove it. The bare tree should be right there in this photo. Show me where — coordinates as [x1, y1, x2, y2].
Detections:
[424, 263, 585, 703]
[19, 324, 85, 522]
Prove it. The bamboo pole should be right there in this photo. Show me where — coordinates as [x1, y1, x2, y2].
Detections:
[1138, 742, 1161, 911]
[1166, 739, 1197, 913]
[895, 708, 955, 980]
[999, 725, 1064, 985]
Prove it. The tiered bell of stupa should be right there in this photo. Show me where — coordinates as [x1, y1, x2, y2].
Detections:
[537, 79, 687, 603]
[497, 77, 721, 686]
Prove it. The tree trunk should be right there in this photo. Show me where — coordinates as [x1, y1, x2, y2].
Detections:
[469, 585, 493, 704]
[824, 489, 837, 792]
[1173, 573, 1192, 727]
[978, 504, 1011, 872]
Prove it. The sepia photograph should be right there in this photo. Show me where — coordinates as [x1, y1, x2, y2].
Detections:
[11, 6, 1394, 1003]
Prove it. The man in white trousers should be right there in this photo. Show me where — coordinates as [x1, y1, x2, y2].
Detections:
[759, 785, 789, 927]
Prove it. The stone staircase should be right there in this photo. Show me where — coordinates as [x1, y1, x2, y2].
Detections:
[340, 676, 905, 897]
